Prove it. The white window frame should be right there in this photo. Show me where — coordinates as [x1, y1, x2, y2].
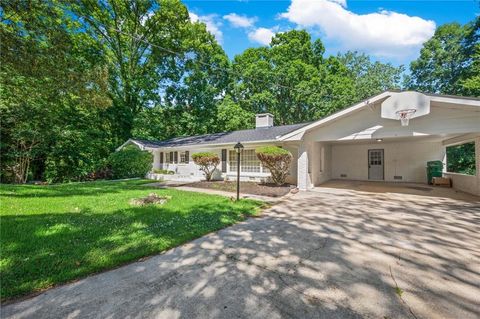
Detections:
[179, 151, 188, 164]
[166, 152, 171, 164]
[228, 149, 266, 174]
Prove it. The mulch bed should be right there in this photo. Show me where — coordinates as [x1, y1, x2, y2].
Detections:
[186, 181, 295, 197]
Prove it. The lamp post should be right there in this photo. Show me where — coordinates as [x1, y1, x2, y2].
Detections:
[234, 142, 244, 201]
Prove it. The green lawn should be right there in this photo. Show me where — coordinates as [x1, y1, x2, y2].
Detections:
[0, 179, 263, 300]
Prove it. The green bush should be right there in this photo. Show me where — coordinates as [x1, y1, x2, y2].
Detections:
[446, 142, 476, 175]
[256, 146, 292, 185]
[256, 146, 291, 156]
[43, 135, 112, 183]
[153, 169, 175, 175]
[108, 145, 153, 179]
[192, 152, 220, 181]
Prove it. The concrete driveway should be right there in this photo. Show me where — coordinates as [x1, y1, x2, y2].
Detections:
[3, 181, 480, 319]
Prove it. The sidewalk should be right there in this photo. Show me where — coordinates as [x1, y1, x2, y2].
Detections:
[144, 182, 290, 203]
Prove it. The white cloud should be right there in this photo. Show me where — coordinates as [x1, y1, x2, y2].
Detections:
[280, 0, 435, 58]
[223, 13, 257, 28]
[329, 0, 347, 7]
[248, 27, 276, 46]
[189, 12, 223, 43]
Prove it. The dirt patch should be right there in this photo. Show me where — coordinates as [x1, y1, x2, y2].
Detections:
[186, 181, 294, 198]
[130, 193, 171, 206]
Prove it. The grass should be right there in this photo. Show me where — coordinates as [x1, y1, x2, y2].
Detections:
[0, 179, 263, 300]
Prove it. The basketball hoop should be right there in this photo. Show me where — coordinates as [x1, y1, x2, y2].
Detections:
[396, 109, 416, 126]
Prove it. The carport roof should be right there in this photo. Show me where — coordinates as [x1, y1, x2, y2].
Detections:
[118, 90, 480, 150]
[279, 90, 480, 141]
[125, 122, 310, 149]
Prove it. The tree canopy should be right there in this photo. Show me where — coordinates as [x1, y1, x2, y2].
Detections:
[1, 1, 477, 183]
[406, 17, 479, 96]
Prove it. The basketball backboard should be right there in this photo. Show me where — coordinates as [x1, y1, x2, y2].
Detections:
[381, 91, 430, 124]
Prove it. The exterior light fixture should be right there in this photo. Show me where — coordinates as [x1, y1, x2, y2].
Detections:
[233, 142, 244, 201]
[376, 139, 383, 142]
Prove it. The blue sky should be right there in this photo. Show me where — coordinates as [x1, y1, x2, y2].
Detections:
[185, 0, 478, 66]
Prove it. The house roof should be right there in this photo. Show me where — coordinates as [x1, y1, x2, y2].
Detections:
[279, 90, 480, 141]
[126, 122, 311, 150]
[119, 90, 480, 150]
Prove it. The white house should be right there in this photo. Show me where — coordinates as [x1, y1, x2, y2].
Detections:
[118, 91, 480, 196]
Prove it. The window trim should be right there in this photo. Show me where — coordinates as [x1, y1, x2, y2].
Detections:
[179, 151, 189, 164]
[228, 149, 266, 174]
[445, 141, 476, 176]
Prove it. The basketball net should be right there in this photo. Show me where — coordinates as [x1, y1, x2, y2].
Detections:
[396, 109, 416, 126]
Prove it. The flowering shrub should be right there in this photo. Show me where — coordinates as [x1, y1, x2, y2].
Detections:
[192, 152, 220, 181]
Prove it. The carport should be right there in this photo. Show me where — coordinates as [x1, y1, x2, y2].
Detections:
[280, 91, 480, 195]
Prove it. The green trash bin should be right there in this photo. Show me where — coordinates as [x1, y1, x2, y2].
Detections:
[426, 160, 443, 184]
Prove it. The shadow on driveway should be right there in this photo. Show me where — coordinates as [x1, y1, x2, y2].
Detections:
[3, 184, 480, 319]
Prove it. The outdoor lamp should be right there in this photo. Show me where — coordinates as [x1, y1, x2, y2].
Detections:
[234, 142, 244, 153]
[233, 142, 244, 200]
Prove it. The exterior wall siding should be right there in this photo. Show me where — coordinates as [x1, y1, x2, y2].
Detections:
[147, 143, 299, 184]
[330, 140, 445, 183]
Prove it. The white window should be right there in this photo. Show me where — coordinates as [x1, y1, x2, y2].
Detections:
[180, 151, 187, 164]
[229, 149, 262, 173]
[166, 152, 171, 164]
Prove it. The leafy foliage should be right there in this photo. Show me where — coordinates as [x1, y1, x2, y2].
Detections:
[446, 142, 476, 175]
[406, 17, 479, 96]
[256, 146, 293, 185]
[1, 1, 112, 183]
[228, 31, 403, 125]
[192, 152, 220, 181]
[1, 1, 476, 184]
[216, 96, 255, 131]
[338, 51, 404, 99]
[108, 146, 153, 179]
[153, 169, 175, 174]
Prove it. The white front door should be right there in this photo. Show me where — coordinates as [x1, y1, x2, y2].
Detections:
[368, 149, 384, 180]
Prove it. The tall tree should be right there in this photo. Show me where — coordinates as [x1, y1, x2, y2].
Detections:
[406, 18, 479, 96]
[230, 30, 327, 125]
[460, 17, 480, 96]
[229, 30, 402, 125]
[338, 51, 403, 99]
[68, 0, 189, 140]
[69, 0, 229, 141]
[1, 1, 112, 183]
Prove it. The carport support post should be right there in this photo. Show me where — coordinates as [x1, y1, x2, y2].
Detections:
[476, 137, 480, 196]
[297, 142, 310, 191]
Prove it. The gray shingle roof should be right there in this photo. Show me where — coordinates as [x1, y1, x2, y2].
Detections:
[132, 122, 310, 149]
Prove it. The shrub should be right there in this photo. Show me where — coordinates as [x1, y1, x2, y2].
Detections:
[85, 159, 113, 181]
[153, 169, 175, 175]
[108, 145, 153, 179]
[192, 152, 220, 181]
[256, 146, 292, 186]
